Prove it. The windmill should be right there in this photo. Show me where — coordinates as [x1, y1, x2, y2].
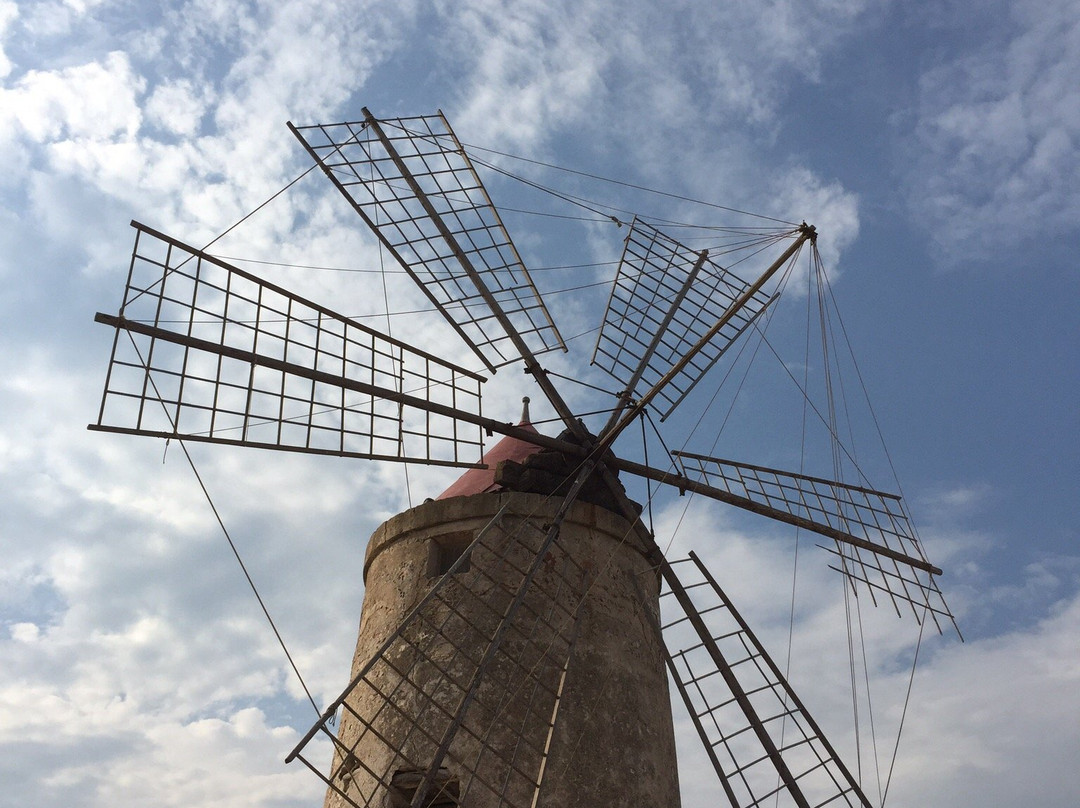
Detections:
[90, 109, 957, 808]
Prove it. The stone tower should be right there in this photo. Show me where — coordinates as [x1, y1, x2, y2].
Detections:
[324, 408, 680, 808]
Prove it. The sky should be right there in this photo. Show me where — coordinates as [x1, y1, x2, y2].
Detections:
[1, 0, 1078, 806]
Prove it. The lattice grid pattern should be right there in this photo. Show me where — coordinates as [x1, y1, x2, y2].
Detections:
[674, 451, 956, 633]
[290, 113, 565, 372]
[662, 554, 872, 808]
[291, 505, 591, 808]
[92, 222, 485, 467]
[592, 219, 774, 419]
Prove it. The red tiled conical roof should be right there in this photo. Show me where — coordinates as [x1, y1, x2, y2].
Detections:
[437, 398, 542, 500]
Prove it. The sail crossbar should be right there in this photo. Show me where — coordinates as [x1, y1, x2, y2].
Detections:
[673, 451, 957, 632]
[660, 553, 873, 808]
[592, 219, 775, 420]
[90, 222, 485, 467]
[289, 112, 565, 373]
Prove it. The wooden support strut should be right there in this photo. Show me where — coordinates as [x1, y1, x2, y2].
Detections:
[597, 244, 711, 437]
[360, 109, 566, 377]
[686, 551, 874, 808]
[628, 573, 744, 808]
[613, 453, 943, 576]
[434, 109, 566, 356]
[658, 551, 815, 808]
[583, 463, 872, 808]
[599, 224, 815, 450]
[355, 112, 600, 468]
[93, 310, 940, 575]
[285, 120, 496, 373]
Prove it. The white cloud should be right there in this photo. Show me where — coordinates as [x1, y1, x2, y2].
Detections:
[1, 50, 143, 142]
[16, 0, 85, 40]
[904, 0, 1080, 263]
[440, 0, 872, 153]
[768, 166, 861, 267]
[0, 361, 365, 804]
[0, 697, 323, 808]
[0, 1, 426, 275]
[145, 79, 208, 137]
[425, 0, 869, 302]
[886, 590, 1080, 807]
[62, 0, 110, 12]
[441, 0, 613, 150]
[918, 482, 993, 518]
[9, 622, 40, 642]
[0, 0, 16, 78]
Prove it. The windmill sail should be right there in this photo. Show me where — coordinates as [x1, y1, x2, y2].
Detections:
[90, 222, 486, 468]
[592, 218, 776, 420]
[661, 553, 872, 808]
[289, 111, 566, 374]
[288, 495, 593, 808]
[672, 451, 956, 632]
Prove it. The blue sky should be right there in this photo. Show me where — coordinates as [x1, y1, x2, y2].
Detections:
[1, 1, 1077, 806]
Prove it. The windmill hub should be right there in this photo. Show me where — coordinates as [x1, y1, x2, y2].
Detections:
[492, 428, 640, 518]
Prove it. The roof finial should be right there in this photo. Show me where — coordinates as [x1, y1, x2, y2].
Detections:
[520, 396, 531, 425]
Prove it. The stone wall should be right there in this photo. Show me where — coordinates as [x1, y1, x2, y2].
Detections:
[324, 492, 680, 808]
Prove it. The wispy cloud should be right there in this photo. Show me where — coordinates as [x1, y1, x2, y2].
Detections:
[903, 0, 1080, 264]
[887, 590, 1080, 807]
[439, 0, 869, 231]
